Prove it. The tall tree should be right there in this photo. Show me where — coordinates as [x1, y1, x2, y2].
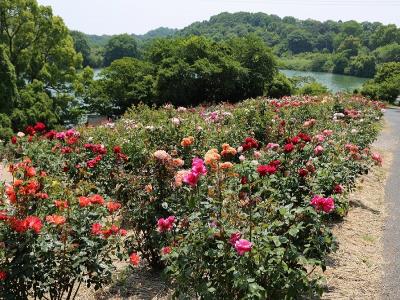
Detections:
[70, 30, 91, 67]
[0, 45, 18, 114]
[0, 0, 82, 133]
[103, 34, 139, 66]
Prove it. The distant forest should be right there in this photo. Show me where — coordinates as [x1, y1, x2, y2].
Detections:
[76, 12, 400, 78]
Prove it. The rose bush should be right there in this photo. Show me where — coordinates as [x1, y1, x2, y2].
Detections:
[1, 94, 384, 298]
[0, 159, 127, 299]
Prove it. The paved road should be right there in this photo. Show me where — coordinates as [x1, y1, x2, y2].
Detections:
[381, 107, 400, 299]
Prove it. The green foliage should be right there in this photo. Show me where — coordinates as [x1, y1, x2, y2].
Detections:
[92, 58, 156, 114]
[361, 62, 400, 102]
[103, 34, 139, 66]
[2, 95, 383, 298]
[0, 0, 82, 134]
[374, 43, 400, 63]
[0, 114, 13, 140]
[265, 72, 293, 98]
[287, 30, 314, 54]
[82, 12, 400, 78]
[10, 81, 58, 130]
[0, 45, 18, 115]
[86, 35, 276, 111]
[347, 55, 376, 77]
[0, 159, 127, 299]
[332, 53, 350, 74]
[297, 82, 329, 96]
[70, 30, 91, 67]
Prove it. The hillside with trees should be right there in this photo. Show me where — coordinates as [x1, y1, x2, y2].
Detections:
[78, 12, 400, 79]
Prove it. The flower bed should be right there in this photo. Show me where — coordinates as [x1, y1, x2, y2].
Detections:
[0, 95, 384, 299]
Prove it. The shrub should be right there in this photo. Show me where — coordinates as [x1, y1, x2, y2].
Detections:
[0, 134, 129, 299]
[1, 95, 384, 298]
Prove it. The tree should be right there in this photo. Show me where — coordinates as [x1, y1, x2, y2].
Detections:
[153, 36, 248, 106]
[374, 43, 400, 63]
[229, 34, 276, 99]
[341, 21, 362, 36]
[0, 45, 18, 114]
[287, 30, 313, 54]
[0, 0, 82, 132]
[337, 36, 361, 57]
[103, 34, 139, 66]
[332, 53, 349, 74]
[70, 30, 91, 67]
[265, 72, 293, 98]
[90, 58, 156, 114]
[152, 35, 276, 106]
[369, 24, 400, 49]
[348, 55, 376, 77]
[361, 62, 400, 101]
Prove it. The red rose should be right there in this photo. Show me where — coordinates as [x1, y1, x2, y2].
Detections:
[34, 122, 46, 132]
[25, 216, 43, 234]
[298, 168, 309, 177]
[242, 137, 259, 151]
[333, 184, 344, 194]
[79, 196, 91, 207]
[25, 166, 36, 177]
[284, 143, 294, 153]
[0, 270, 7, 281]
[291, 136, 300, 145]
[90, 194, 105, 205]
[106, 201, 121, 213]
[91, 223, 102, 235]
[257, 164, 277, 176]
[25, 126, 36, 136]
[113, 146, 122, 154]
[130, 253, 140, 266]
[11, 136, 17, 144]
[161, 246, 172, 255]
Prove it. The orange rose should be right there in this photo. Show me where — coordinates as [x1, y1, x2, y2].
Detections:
[180, 136, 194, 147]
[46, 215, 66, 225]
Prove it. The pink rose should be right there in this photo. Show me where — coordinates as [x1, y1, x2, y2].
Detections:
[310, 195, 335, 213]
[183, 171, 200, 187]
[229, 232, 242, 245]
[371, 152, 382, 165]
[234, 239, 252, 256]
[157, 216, 176, 232]
[314, 145, 324, 156]
[191, 158, 207, 176]
[266, 143, 279, 150]
[314, 134, 325, 143]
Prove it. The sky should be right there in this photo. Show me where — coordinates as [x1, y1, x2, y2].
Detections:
[37, 0, 400, 35]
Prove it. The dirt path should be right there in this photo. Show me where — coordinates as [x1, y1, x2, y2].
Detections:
[380, 107, 400, 299]
[322, 115, 393, 299]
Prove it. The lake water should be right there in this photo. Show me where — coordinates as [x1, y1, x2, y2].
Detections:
[94, 68, 369, 94]
[280, 69, 369, 93]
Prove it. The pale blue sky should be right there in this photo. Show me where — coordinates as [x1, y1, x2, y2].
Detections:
[37, 0, 400, 35]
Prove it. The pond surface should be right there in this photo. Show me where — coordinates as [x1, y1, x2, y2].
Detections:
[94, 68, 369, 94]
[280, 69, 369, 93]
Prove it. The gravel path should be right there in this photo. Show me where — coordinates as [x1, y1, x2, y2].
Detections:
[379, 107, 400, 299]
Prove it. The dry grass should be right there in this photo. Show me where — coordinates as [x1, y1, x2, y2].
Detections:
[77, 262, 170, 300]
[321, 147, 390, 298]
